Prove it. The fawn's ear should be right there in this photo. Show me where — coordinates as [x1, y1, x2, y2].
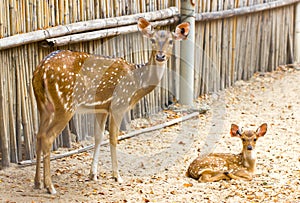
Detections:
[256, 123, 267, 137]
[137, 17, 154, 38]
[173, 22, 190, 40]
[230, 124, 241, 137]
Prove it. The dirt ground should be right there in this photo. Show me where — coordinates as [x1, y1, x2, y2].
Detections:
[1, 67, 300, 202]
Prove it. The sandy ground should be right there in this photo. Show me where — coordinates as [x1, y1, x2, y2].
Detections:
[1, 67, 300, 202]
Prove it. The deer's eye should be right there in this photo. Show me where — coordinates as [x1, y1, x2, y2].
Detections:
[242, 138, 246, 142]
[254, 138, 257, 142]
[168, 39, 173, 44]
[150, 38, 156, 44]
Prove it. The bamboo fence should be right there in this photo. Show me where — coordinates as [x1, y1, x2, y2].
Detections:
[0, 0, 298, 167]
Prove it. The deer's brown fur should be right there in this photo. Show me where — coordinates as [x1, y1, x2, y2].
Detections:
[32, 18, 190, 194]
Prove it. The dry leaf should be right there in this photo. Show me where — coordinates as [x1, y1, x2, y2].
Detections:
[183, 183, 193, 187]
[143, 198, 150, 202]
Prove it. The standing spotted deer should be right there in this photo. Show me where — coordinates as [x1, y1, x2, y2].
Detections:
[32, 18, 190, 194]
[187, 123, 267, 182]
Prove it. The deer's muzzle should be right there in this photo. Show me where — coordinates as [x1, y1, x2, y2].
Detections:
[156, 54, 166, 62]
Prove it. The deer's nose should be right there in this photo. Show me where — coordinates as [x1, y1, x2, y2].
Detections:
[247, 145, 253, 150]
[156, 54, 166, 62]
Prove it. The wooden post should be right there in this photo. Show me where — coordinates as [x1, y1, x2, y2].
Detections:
[180, 0, 195, 106]
[295, 2, 300, 63]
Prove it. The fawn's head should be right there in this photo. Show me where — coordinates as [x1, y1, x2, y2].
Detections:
[137, 17, 190, 64]
[230, 123, 267, 152]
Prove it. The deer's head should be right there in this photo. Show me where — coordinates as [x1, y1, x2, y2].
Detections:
[137, 17, 190, 64]
[230, 123, 267, 153]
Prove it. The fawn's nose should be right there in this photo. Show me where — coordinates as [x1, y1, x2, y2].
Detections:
[247, 145, 253, 150]
[156, 54, 166, 62]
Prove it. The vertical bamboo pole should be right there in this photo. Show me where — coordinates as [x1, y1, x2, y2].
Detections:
[32, 0, 37, 30]
[0, 0, 3, 38]
[243, 15, 251, 80]
[249, 4, 260, 75]
[227, 0, 234, 87]
[288, 5, 295, 63]
[222, 0, 229, 89]
[7, 53, 17, 163]
[295, 2, 300, 63]
[15, 49, 22, 160]
[19, 47, 33, 160]
[28, 44, 38, 137]
[179, 0, 195, 106]
[194, 21, 203, 96]
[236, 0, 245, 80]
[216, 0, 224, 90]
[62, 123, 71, 148]
[5, 0, 10, 37]
[0, 55, 10, 168]
[9, 0, 16, 36]
[36, 0, 41, 29]
[231, 2, 237, 83]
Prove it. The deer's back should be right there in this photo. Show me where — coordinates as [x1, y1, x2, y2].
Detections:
[187, 153, 244, 179]
[32, 50, 134, 113]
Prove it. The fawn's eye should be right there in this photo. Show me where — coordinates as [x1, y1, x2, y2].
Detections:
[150, 38, 156, 44]
[168, 39, 173, 44]
[242, 138, 246, 142]
[254, 138, 257, 142]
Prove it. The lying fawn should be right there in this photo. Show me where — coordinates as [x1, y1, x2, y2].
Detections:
[187, 123, 267, 182]
[32, 18, 190, 194]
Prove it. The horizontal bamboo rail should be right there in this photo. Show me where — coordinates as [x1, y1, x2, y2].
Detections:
[196, 0, 300, 21]
[0, 7, 178, 50]
[44, 17, 178, 47]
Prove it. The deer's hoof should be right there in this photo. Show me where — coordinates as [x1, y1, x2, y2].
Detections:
[34, 181, 42, 189]
[46, 185, 57, 195]
[89, 173, 98, 181]
[113, 174, 123, 184]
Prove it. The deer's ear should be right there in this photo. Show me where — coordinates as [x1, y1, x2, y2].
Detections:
[256, 123, 267, 137]
[173, 22, 190, 40]
[138, 17, 154, 38]
[230, 124, 241, 137]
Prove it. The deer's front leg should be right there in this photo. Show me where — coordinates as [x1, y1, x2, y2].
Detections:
[90, 113, 108, 181]
[109, 115, 123, 183]
[226, 170, 253, 181]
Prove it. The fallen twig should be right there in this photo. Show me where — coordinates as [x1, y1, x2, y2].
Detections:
[18, 111, 202, 166]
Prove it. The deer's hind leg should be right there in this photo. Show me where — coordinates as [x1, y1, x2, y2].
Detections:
[34, 129, 44, 190]
[40, 111, 73, 194]
[34, 106, 53, 190]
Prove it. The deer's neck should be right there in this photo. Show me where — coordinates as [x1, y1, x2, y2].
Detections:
[136, 52, 167, 89]
[125, 52, 167, 107]
[241, 149, 257, 173]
